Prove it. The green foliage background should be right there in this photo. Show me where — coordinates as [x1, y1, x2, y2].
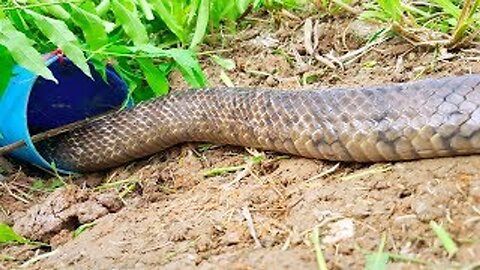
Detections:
[0, 0, 300, 102]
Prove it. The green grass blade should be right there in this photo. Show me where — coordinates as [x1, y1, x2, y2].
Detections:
[137, 58, 169, 96]
[190, 0, 210, 49]
[377, 0, 403, 22]
[430, 0, 461, 18]
[26, 10, 91, 78]
[111, 0, 149, 46]
[310, 226, 329, 270]
[150, 0, 187, 43]
[72, 222, 96, 238]
[70, 5, 108, 50]
[365, 233, 389, 270]
[430, 221, 459, 257]
[0, 17, 56, 82]
[0, 223, 28, 244]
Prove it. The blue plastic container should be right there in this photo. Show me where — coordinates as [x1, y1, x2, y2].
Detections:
[0, 55, 132, 174]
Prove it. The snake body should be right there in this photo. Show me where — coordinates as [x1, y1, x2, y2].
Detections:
[36, 74, 480, 172]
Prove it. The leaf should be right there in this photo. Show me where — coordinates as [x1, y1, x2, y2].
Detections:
[0, 18, 56, 82]
[150, 0, 187, 43]
[70, 5, 108, 50]
[96, 0, 111, 16]
[430, 221, 458, 257]
[163, 48, 207, 88]
[26, 10, 92, 78]
[190, 0, 210, 49]
[0, 46, 15, 97]
[42, 0, 71, 20]
[377, 0, 403, 22]
[0, 223, 28, 244]
[138, 0, 155, 20]
[111, 0, 149, 46]
[365, 233, 389, 270]
[211, 55, 236, 70]
[137, 58, 169, 96]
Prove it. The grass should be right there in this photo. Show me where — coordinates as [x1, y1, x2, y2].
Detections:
[310, 226, 329, 270]
[430, 220, 459, 257]
[361, 0, 480, 47]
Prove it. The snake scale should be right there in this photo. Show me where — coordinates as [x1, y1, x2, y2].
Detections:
[36, 74, 480, 172]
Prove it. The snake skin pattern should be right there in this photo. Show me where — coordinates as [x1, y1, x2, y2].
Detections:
[36, 74, 480, 172]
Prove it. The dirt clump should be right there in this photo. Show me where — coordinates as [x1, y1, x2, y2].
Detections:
[13, 185, 122, 244]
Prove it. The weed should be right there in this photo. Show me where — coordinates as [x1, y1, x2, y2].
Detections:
[361, 0, 480, 47]
[430, 220, 459, 257]
[0, 0, 304, 102]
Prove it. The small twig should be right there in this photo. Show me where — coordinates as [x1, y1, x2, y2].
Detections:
[241, 206, 262, 248]
[306, 163, 340, 183]
[20, 250, 58, 268]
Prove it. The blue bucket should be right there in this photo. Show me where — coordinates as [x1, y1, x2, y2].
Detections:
[0, 55, 132, 174]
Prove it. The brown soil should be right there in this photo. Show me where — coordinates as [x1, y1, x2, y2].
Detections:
[1, 11, 480, 270]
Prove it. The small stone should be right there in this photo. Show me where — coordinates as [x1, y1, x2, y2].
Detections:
[323, 219, 355, 244]
[95, 192, 124, 212]
[221, 231, 241, 246]
[412, 199, 444, 222]
[266, 75, 278, 87]
[347, 20, 381, 41]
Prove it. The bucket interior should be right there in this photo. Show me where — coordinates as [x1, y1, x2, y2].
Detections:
[26, 58, 129, 135]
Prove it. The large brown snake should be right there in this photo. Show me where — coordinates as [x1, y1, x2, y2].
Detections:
[36, 74, 480, 172]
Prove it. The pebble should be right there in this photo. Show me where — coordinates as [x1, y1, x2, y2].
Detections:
[412, 199, 444, 221]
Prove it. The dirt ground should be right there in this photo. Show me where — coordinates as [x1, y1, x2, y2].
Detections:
[1, 10, 480, 270]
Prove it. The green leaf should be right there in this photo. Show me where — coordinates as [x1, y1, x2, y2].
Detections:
[137, 58, 169, 96]
[190, 0, 210, 49]
[0, 223, 28, 244]
[70, 5, 108, 50]
[138, 0, 155, 20]
[430, 221, 459, 257]
[96, 0, 111, 16]
[163, 48, 207, 88]
[0, 18, 56, 82]
[42, 0, 71, 20]
[150, 0, 187, 43]
[377, 0, 403, 22]
[0, 46, 14, 97]
[26, 10, 92, 78]
[111, 0, 149, 46]
[211, 55, 236, 70]
[73, 222, 96, 238]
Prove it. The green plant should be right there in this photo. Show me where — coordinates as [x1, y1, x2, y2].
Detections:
[361, 0, 480, 47]
[0, 0, 302, 101]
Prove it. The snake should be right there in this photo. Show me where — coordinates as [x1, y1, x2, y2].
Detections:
[35, 74, 480, 173]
